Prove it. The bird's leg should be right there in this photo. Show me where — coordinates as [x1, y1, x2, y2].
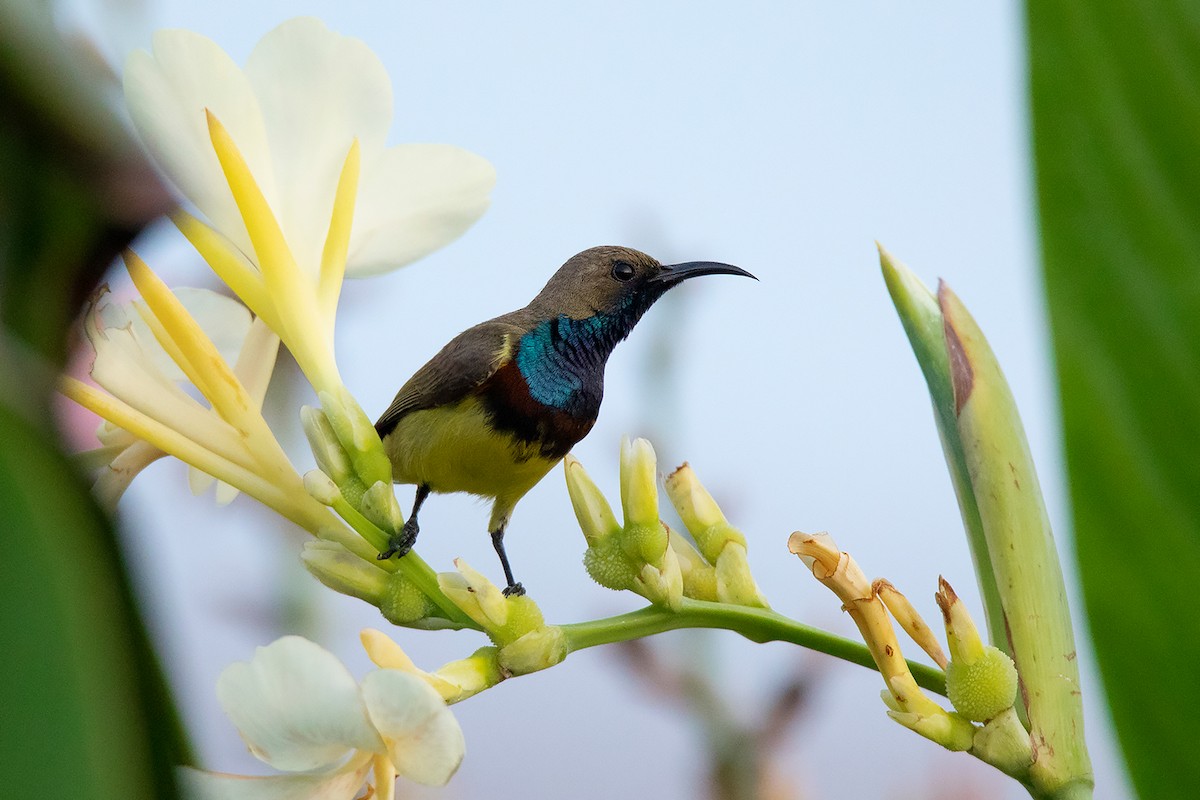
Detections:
[377, 484, 430, 560]
[489, 518, 525, 597]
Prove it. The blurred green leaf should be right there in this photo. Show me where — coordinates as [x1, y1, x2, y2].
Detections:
[1028, 2, 1200, 797]
[0, 2, 183, 797]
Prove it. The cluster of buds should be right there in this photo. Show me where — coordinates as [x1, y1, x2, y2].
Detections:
[565, 437, 767, 610]
[789, 531, 1032, 775]
[300, 387, 406, 554]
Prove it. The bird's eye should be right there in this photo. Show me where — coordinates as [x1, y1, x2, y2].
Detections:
[611, 260, 636, 282]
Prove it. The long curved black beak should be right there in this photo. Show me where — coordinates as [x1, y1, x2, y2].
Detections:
[649, 260, 757, 288]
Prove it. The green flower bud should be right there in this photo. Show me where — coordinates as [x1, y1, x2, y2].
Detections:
[438, 559, 547, 645]
[582, 538, 639, 591]
[300, 405, 352, 485]
[663, 462, 746, 561]
[946, 645, 1019, 722]
[669, 529, 718, 602]
[301, 540, 388, 606]
[714, 543, 769, 608]
[319, 386, 392, 489]
[619, 437, 668, 565]
[564, 455, 621, 547]
[492, 594, 547, 646]
[438, 559, 509, 631]
[379, 569, 437, 625]
[633, 548, 683, 611]
[497, 626, 568, 675]
[360, 480, 405, 534]
[886, 706, 976, 752]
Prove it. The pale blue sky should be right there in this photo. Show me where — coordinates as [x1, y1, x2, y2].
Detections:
[92, 3, 1132, 798]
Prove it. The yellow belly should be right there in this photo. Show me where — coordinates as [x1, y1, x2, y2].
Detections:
[381, 396, 559, 504]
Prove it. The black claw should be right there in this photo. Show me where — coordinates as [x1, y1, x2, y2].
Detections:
[502, 582, 526, 597]
[377, 518, 419, 561]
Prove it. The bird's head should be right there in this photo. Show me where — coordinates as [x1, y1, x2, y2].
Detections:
[530, 245, 755, 320]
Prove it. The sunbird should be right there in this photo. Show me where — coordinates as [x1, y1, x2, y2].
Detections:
[375, 245, 754, 595]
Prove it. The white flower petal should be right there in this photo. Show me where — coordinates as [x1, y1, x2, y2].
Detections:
[92, 439, 167, 510]
[360, 670, 465, 786]
[124, 29, 275, 259]
[244, 17, 393, 276]
[174, 288, 255, 367]
[95, 419, 138, 448]
[347, 144, 495, 277]
[232, 318, 281, 404]
[217, 636, 385, 773]
[177, 755, 371, 800]
[188, 466, 217, 497]
[214, 478, 242, 506]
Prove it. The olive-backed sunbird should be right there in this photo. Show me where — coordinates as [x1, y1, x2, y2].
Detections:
[374, 245, 754, 595]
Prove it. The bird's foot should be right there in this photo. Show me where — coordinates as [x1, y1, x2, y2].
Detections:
[377, 518, 419, 561]
[502, 582, 526, 598]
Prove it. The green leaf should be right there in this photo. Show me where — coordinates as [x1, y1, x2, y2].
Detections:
[1027, 2, 1200, 797]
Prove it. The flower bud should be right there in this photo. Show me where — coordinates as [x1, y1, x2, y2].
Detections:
[935, 577, 1017, 722]
[303, 469, 343, 506]
[882, 675, 976, 751]
[301, 540, 388, 606]
[438, 559, 509, 631]
[633, 546, 684, 611]
[301, 405, 353, 485]
[380, 570, 437, 626]
[319, 386, 393, 488]
[361, 629, 505, 703]
[437, 560, 548, 645]
[433, 647, 507, 703]
[669, 528, 717, 602]
[582, 538, 640, 591]
[946, 645, 1018, 723]
[497, 626, 568, 675]
[663, 462, 746, 561]
[564, 455, 620, 547]
[935, 578, 985, 663]
[714, 542, 768, 608]
[619, 437, 669, 567]
[360, 481, 406, 535]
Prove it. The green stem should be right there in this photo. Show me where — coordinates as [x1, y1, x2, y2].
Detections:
[329, 495, 478, 629]
[560, 599, 947, 696]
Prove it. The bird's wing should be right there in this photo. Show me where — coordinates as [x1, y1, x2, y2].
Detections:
[374, 319, 523, 438]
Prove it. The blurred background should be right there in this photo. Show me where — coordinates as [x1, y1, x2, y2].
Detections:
[53, 1, 1133, 798]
